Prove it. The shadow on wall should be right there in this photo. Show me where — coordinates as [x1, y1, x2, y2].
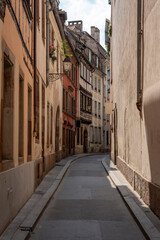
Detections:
[143, 83, 160, 217]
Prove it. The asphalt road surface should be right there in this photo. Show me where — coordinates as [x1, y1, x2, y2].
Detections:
[29, 155, 146, 240]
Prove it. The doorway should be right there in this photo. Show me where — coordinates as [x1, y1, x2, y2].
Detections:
[55, 106, 60, 161]
[83, 129, 88, 153]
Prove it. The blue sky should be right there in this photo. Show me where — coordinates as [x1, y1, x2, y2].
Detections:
[59, 0, 111, 48]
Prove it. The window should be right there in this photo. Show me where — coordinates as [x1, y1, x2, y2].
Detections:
[84, 65, 86, 80]
[98, 79, 101, 93]
[103, 85, 106, 97]
[95, 77, 97, 91]
[96, 56, 99, 67]
[107, 131, 109, 145]
[88, 98, 92, 113]
[35, 75, 39, 139]
[2, 55, 14, 161]
[73, 99, 76, 117]
[80, 62, 83, 77]
[80, 93, 83, 110]
[98, 102, 101, 118]
[63, 88, 65, 111]
[95, 101, 97, 117]
[87, 69, 90, 83]
[99, 127, 101, 144]
[95, 127, 97, 143]
[86, 97, 88, 112]
[72, 98, 74, 116]
[19, 76, 24, 160]
[66, 91, 68, 112]
[90, 126, 93, 143]
[83, 95, 86, 110]
[68, 94, 72, 115]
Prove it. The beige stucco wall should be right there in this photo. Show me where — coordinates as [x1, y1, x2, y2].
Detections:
[111, 0, 160, 187]
[34, 4, 63, 166]
[47, 10, 63, 155]
[0, 4, 35, 234]
[0, 161, 34, 234]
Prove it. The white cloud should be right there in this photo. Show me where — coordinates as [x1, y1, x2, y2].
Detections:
[59, 0, 111, 48]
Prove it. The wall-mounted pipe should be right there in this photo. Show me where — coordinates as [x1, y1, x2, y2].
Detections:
[46, 0, 49, 87]
[137, 0, 143, 111]
[34, 0, 37, 132]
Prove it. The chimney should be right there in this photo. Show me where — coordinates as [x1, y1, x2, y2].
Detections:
[68, 20, 83, 31]
[59, 10, 67, 27]
[91, 26, 100, 43]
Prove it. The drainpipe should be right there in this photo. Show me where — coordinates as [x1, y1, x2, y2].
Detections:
[102, 75, 104, 149]
[46, 0, 49, 87]
[34, 0, 37, 134]
[137, 0, 142, 111]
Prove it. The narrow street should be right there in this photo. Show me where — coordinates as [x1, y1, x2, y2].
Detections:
[29, 155, 146, 240]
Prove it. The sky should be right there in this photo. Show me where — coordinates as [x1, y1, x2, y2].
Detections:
[59, 0, 111, 48]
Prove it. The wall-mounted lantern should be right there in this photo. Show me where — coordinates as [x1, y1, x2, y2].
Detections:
[49, 56, 72, 83]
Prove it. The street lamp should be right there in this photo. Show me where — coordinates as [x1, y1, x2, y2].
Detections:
[49, 56, 72, 83]
[63, 56, 72, 71]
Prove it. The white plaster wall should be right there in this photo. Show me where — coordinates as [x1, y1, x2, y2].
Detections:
[0, 161, 35, 234]
[112, 0, 160, 186]
[111, 0, 147, 176]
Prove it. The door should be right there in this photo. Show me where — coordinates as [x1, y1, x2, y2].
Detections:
[83, 129, 88, 153]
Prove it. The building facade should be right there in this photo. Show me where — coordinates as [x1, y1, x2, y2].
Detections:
[110, 0, 160, 217]
[66, 21, 93, 154]
[62, 34, 78, 158]
[66, 21, 108, 153]
[0, 0, 34, 234]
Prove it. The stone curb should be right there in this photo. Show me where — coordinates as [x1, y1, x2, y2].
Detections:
[0, 153, 99, 240]
[102, 159, 160, 240]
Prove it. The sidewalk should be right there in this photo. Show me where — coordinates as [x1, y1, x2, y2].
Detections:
[102, 159, 160, 240]
[0, 154, 92, 240]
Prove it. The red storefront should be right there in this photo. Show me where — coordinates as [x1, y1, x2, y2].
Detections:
[62, 36, 78, 157]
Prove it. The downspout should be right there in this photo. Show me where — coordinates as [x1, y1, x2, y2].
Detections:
[136, 0, 143, 111]
[46, 0, 49, 86]
[34, 0, 37, 134]
[102, 75, 104, 149]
